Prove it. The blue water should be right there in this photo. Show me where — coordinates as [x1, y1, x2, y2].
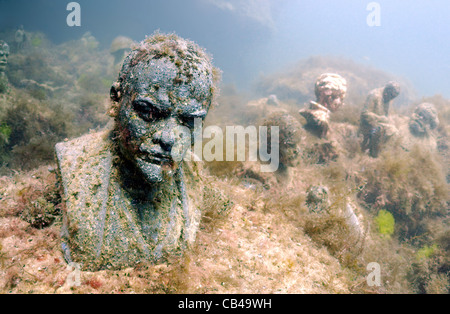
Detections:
[1, 0, 449, 97]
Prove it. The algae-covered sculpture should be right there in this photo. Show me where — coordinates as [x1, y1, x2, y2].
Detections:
[359, 81, 400, 157]
[262, 112, 302, 171]
[55, 33, 220, 270]
[393, 102, 440, 152]
[299, 73, 347, 138]
[409, 103, 439, 138]
[15, 25, 26, 51]
[0, 40, 10, 93]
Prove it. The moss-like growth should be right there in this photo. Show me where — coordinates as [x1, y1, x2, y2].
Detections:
[0, 74, 8, 94]
[2, 94, 70, 169]
[375, 209, 395, 238]
[31, 35, 42, 47]
[20, 196, 58, 229]
[0, 122, 11, 145]
[416, 244, 438, 260]
[15, 170, 61, 229]
[77, 73, 107, 93]
[359, 145, 448, 240]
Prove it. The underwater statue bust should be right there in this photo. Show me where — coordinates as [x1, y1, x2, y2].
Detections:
[359, 81, 400, 157]
[0, 40, 10, 93]
[392, 102, 440, 153]
[15, 25, 25, 51]
[55, 33, 220, 271]
[409, 103, 439, 138]
[299, 73, 347, 138]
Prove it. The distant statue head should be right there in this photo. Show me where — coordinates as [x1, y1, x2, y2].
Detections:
[15, 25, 25, 40]
[299, 73, 346, 139]
[0, 41, 10, 73]
[409, 103, 439, 137]
[314, 73, 347, 112]
[382, 81, 400, 103]
[262, 112, 302, 170]
[109, 33, 220, 185]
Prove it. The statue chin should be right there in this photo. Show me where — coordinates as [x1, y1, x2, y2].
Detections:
[409, 120, 426, 138]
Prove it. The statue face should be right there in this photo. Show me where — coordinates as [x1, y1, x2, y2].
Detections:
[409, 103, 439, 137]
[314, 74, 347, 112]
[115, 58, 212, 184]
[317, 90, 344, 112]
[382, 82, 400, 103]
[0, 43, 9, 73]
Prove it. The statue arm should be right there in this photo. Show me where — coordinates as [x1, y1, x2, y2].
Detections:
[361, 111, 389, 125]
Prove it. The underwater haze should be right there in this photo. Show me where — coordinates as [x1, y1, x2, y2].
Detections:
[0, 0, 449, 295]
[1, 0, 450, 97]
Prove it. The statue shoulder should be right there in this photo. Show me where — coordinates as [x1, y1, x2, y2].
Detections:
[55, 130, 113, 179]
[363, 88, 383, 110]
[55, 129, 114, 213]
[55, 130, 116, 268]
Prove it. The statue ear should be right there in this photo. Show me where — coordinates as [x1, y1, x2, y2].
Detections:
[110, 81, 122, 102]
[109, 82, 122, 117]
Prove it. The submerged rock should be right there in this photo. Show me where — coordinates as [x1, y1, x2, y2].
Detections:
[409, 103, 439, 138]
[306, 185, 330, 213]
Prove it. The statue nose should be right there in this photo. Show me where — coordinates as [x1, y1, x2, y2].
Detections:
[152, 122, 176, 153]
[160, 129, 175, 152]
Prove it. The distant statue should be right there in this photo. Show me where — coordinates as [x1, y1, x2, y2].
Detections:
[234, 111, 303, 190]
[393, 102, 440, 153]
[359, 81, 400, 157]
[0, 41, 10, 93]
[262, 112, 302, 175]
[55, 33, 220, 271]
[15, 25, 25, 51]
[299, 73, 347, 138]
[409, 103, 439, 138]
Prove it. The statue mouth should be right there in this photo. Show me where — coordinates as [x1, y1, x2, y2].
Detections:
[138, 153, 175, 169]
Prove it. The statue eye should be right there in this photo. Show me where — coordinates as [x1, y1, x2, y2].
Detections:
[179, 109, 207, 129]
[132, 99, 162, 122]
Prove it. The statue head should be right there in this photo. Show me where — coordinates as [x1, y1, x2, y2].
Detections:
[382, 81, 400, 103]
[0, 41, 10, 73]
[314, 73, 347, 112]
[109, 33, 220, 185]
[262, 112, 302, 169]
[409, 103, 439, 137]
